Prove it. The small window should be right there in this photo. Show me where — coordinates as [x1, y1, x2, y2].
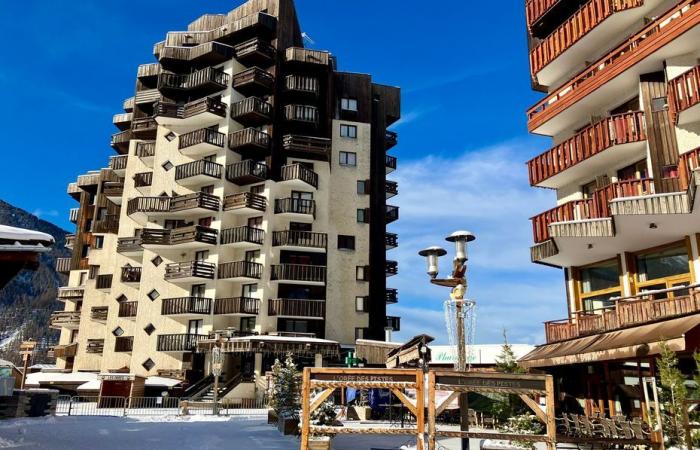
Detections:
[356, 266, 368, 281]
[148, 289, 160, 301]
[662, 165, 679, 179]
[357, 209, 368, 223]
[339, 152, 357, 166]
[250, 184, 265, 195]
[355, 327, 368, 340]
[151, 255, 163, 267]
[116, 294, 128, 303]
[341, 98, 358, 112]
[165, 132, 176, 142]
[357, 180, 368, 195]
[112, 327, 124, 337]
[355, 296, 367, 312]
[162, 160, 174, 171]
[142, 358, 155, 371]
[144, 324, 156, 335]
[79, 272, 88, 286]
[93, 236, 104, 249]
[195, 250, 209, 261]
[340, 124, 357, 138]
[338, 235, 356, 250]
[651, 97, 667, 112]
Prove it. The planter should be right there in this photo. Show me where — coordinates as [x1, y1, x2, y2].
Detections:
[277, 415, 299, 435]
[347, 405, 372, 421]
[308, 436, 331, 450]
[267, 409, 278, 424]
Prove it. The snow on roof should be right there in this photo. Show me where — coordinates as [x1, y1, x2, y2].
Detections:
[145, 377, 182, 387]
[29, 364, 57, 370]
[429, 344, 535, 366]
[0, 224, 54, 252]
[234, 335, 338, 344]
[25, 371, 98, 386]
[76, 380, 101, 391]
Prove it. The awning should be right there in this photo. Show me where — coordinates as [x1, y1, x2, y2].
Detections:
[199, 335, 340, 357]
[519, 314, 700, 368]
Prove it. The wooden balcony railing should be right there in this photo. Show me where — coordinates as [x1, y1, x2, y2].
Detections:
[52, 342, 78, 359]
[234, 37, 276, 63]
[49, 311, 81, 329]
[225, 160, 268, 185]
[528, 0, 700, 130]
[114, 336, 134, 353]
[530, 0, 644, 76]
[159, 41, 234, 65]
[111, 130, 133, 153]
[285, 47, 332, 65]
[86, 339, 105, 354]
[171, 225, 218, 246]
[161, 297, 212, 315]
[93, 215, 120, 234]
[96, 274, 113, 290]
[90, 307, 108, 321]
[385, 131, 398, 150]
[121, 266, 142, 283]
[282, 135, 331, 158]
[285, 75, 319, 95]
[284, 104, 319, 124]
[109, 155, 128, 171]
[117, 236, 143, 254]
[228, 128, 271, 153]
[162, 12, 277, 47]
[57, 287, 84, 301]
[164, 260, 216, 281]
[218, 261, 263, 280]
[56, 258, 71, 273]
[281, 164, 319, 188]
[386, 316, 401, 332]
[134, 172, 153, 188]
[386, 233, 398, 249]
[386, 288, 399, 304]
[127, 197, 171, 216]
[157, 334, 207, 352]
[223, 192, 267, 212]
[679, 147, 700, 190]
[158, 66, 230, 91]
[101, 181, 124, 197]
[123, 97, 135, 111]
[545, 285, 700, 343]
[220, 226, 265, 246]
[526, 0, 561, 29]
[268, 299, 325, 318]
[118, 301, 138, 318]
[230, 97, 273, 125]
[271, 264, 326, 283]
[531, 178, 654, 243]
[386, 260, 398, 276]
[137, 63, 160, 78]
[131, 117, 158, 137]
[386, 205, 399, 223]
[232, 67, 275, 94]
[170, 192, 220, 213]
[154, 96, 227, 121]
[135, 89, 161, 105]
[527, 112, 646, 186]
[140, 228, 170, 246]
[179, 128, 226, 151]
[135, 141, 155, 158]
[669, 65, 700, 124]
[214, 297, 260, 315]
[275, 198, 316, 217]
[175, 160, 223, 182]
[272, 230, 327, 249]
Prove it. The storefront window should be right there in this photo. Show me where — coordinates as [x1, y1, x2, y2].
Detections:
[636, 245, 689, 282]
[577, 259, 621, 313]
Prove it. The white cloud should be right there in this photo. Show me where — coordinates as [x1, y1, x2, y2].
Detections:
[388, 140, 566, 346]
[32, 208, 59, 218]
[392, 106, 439, 129]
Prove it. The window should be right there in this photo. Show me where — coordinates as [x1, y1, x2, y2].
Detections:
[148, 289, 160, 301]
[617, 160, 648, 181]
[242, 284, 258, 298]
[248, 216, 263, 229]
[577, 259, 621, 312]
[651, 97, 667, 112]
[165, 132, 176, 142]
[241, 317, 256, 332]
[112, 327, 124, 337]
[191, 284, 206, 297]
[96, 207, 107, 221]
[144, 324, 156, 336]
[341, 98, 358, 112]
[355, 328, 369, 340]
[245, 250, 260, 262]
[151, 255, 163, 267]
[161, 160, 174, 171]
[250, 184, 265, 195]
[581, 180, 599, 199]
[195, 250, 209, 261]
[357, 180, 368, 195]
[339, 152, 357, 166]
[356, 266, 368, 281]
[93, 236, 104, 249]
[142, 358, 155, 371]
[357, 208, 368, 223]
[338, 235, 356, 250]
[636, 244, 689, 283]
[355, 296, 367, 312]
[340, 124, 357, 138]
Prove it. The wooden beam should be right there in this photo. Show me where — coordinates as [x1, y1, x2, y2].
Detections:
[436, 391, 460, 416]
[391, 388, 417, 417]
[428, 371, 437, 450]
[545, 375, 557, 450]
[300, 368, 311, 450]
[518, 394, 547, 423]
[309, 388, 335, 414]
[416, 371, 425, 450]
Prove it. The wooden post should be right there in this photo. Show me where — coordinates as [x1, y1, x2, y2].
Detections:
[416, 370, 425, 450]
[428, 371, 436, 450]
[300, 368, 311, 450]
[545, 375, 556, 450]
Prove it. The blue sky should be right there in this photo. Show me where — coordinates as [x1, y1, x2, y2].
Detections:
[0, 0, 564, 345]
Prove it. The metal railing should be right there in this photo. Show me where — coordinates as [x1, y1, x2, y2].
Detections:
[175, 160, 223, 182]
[280, 163, 319, 188]
[220, 226, 265, 245]
[271, 264, 326, 283]
[218, 261, 263, 280]
[179, 128, 226, 151]
[268, 299, 325, 318]
[230, 97, 272, 123]
[56, 396, 265, 417]
[118, 301, 138, 318]
[272, 230, 327, 249]
[161, 297, 212, 315]
[226, 160, 268, 184]
[274, 198, 316, 217]
[214, 297, 260, 315]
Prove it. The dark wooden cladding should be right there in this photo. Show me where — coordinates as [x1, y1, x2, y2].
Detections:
[161, 297, 212, 315]
[271, 264, 326, 283]
[280, 163, 318, 188]
[232, 67, 275, 96]
[135, 141, 156, 158]
[134, 172, 153, 187]
[285, 47, 331, 66]
[223, 192, 266, 212]
[158, 41, 234, 67]
[228, 128, 271, 154]
[162, 11, 277, 48]
[111, 130, 133, 154]
[127, 197, 171, 216]
[175, 160, 223, 181]
[527, 112, 646, 186]
[284, 104, 319, 124]
[214, 297, 260, 315]
[96, 274, 113, 290]
[121, 266, 142, 283]
[154, 96, 227, 120]
[49, 311, 81, 329]
[218, 260, 263, 279]
[282, 135, 331, 159]
[640, 72, 681, 194]
[225, 159, 269, 185]
[86, 339, 105, 354]
[93, 214, 120, 234]
[179, 128, 226, 150]
[275, 198, 316, 217]
[114, 336, 134, 353]
[285, 74, 319, 95]
[386, 205, 399, 223]
[234, 37, 276, 65]
[268, 299, 325, 318]
[220, 226, 265, 245]
[170, 192, 221, 212]
[386, 260, 398, 276]
[157, 334, 207, 352]
[118, 301, 138, 318]
[385, 232, 398, 249]
[230, 97, 273, 126]
[668, 65, 700, 123]
[90, 307, 109, 321]
[386, 315, 401, 331]
[164, 260, 216, 280]
[131, 117, 158, 138]
[272, 230, 327, 249]
[386, 288, 398, 304]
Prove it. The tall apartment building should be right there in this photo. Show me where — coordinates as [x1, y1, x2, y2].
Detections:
[519, 0, 700, 419]
[51, 0, 400, 391]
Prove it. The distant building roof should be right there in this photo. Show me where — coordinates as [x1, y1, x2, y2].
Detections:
[0, 225, 54, 252]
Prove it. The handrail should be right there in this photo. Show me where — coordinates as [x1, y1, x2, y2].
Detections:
[280, 163, 319, 188]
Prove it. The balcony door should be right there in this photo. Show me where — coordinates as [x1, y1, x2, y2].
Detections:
[191, 284, 206, 297]
[188, 319, 203, 336]
[242, 283, 257, 299]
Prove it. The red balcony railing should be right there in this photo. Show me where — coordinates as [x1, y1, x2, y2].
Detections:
[679, 147, 700, 190]
[527, 112, 646, 186]
[668, 65, 700, 124]
[526, 0, 561, 29]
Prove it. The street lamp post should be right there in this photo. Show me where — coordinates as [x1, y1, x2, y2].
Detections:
[419, 231, 476, 450]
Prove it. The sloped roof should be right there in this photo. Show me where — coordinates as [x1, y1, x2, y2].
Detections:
[0, 225, 54, 252]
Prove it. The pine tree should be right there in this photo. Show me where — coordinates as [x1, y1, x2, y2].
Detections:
[269, 353, 301, 418]
[657, 341, 688, 447]
[496, 329, 524, 374]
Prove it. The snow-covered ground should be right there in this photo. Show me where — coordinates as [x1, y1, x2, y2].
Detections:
[0, 416, 478, 450]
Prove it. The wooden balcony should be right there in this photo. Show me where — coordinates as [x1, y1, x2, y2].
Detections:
[131, 117, 158, 139]
[386, 232, 398, 250]
[102, 181, 124, 200]
[220, 226, 265, 247]
[272, 230, 327, 252]
[114, 336, 134, 353]
[117, 236, 143, 255]
[113, 112, 132, 131]
[93, 214, 120, 234]
[142, 225, 218, 249]
[282, 135, 331, 161]
[118, 301, 138, 318]
[274, 198, 316, 219]
[164, 260, 216, 282]
[284, 105, 319, 125]
[111, 130, 133, 154]
[90, 307, 108, 321]
[214, 297, 260, 315]
[174, 160, 222, 186]
[232, 67, 274, 97]
[285, 47, 332, 66]
[68, 208, 79, 223]
[234, 37, 276, 66]
[228, 128, 271, 157]
[161, 297, 212, 316]
[52, 342, 78, 359]
[64, 234, 76, 250]
[134, 172, 153, 188]
[230, 97, 272, 127]
[386, 288, 398, 304]
[49, 311, 81, 330]
[96, 274, 113, 290]
[158, 67, 230, 99]
[57, 287, 84, 302]
[137, 63, 160, 79]
[669, 65, 700, 126]
[135, 141, 156, 159]
[218, 261, 263, 281]
[527, 112, 646, 188]
[386, 260, 398, 277]
[386, 316, 401, 332]
[529, 0, 645, 82]
[385, 131, 398, 150]
[126, 197, 171, 220]
[527, 0, 700, 135]
[154, 96, 227, 128]
[179, 127, 225, 156]
[68, 184, 81, 200]
[280, 163, 319, 189]
[157, 334, 207, 352]
[285, 75, 319, 96]
[226, 159, 268, 185]
[385, 155, 397, 173]
[158, 42, 234, 70]
[121, 266, 142, 283]
[162, 12, 277, 48]
[123, 97, 134, 112]
[223, 192, 266, 215]
[268, 299, 325, 319]
[544, 285, 700, 343]
[135, 89, 161, 105]
[526, 0, 560, 30]
[56, 258, 71, 274]
[271, 264, 326, 285]
[86, 339, 105, 354]
[530, 178, 653, 243]
[109, 155, 128, 174]
[386, 205, 399, 224]
[385, 180, 398, 199]
[170, 192, 221, 214]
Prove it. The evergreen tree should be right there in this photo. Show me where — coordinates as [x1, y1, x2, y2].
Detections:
[269, 353, 301, 418]
[496, 329, 524, 374]
[657, 341, 688, 447]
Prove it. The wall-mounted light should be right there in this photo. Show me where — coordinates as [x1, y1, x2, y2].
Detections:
[649, 223, 658, 229]
[587, 244, 594, 249]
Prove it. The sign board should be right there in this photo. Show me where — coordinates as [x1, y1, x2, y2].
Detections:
[435, 374, 547, 392]
[212, 346, 223, 377]
[311, 372, 416, 383]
